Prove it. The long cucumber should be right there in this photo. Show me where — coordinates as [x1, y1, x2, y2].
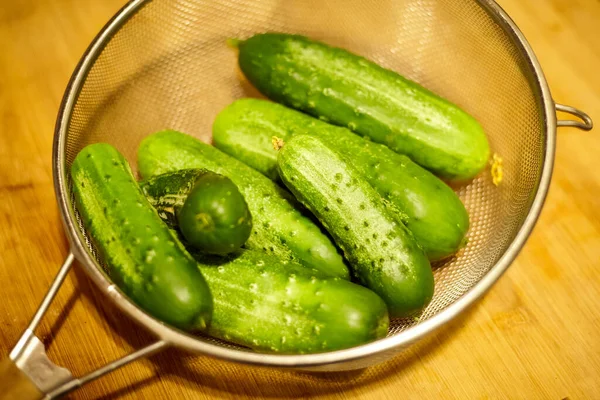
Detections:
[190, 249, 389, 354]
[137, 130, 349, 279]
[235, 33, 490, 181]
[277, 135, 435, 318]
[70, 143, 213, 331]
[213, 98, 469, 261]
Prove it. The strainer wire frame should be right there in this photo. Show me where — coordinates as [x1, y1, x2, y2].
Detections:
[3, 0, 593, 398]
[55, 0, 558, 366]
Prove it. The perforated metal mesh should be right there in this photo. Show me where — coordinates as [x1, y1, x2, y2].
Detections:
[64, 0, 546, 351]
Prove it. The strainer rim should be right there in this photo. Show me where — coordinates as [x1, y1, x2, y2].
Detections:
[53, 0, 556, 368]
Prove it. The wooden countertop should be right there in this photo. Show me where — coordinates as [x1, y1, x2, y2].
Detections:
[1, 0, 598, 398]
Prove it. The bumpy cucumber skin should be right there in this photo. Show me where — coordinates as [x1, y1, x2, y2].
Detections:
[178, 172, 252, 255]
[137, 130, 349, 280]
[70, 143, 213, 331]
[191, 249, 389, 354]
[277, 135, 434, 318]
[237, 33, 490, 181]
[213, 99, 469, 261]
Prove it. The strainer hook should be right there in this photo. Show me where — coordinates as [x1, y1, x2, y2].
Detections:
[555, 103, 593, 130]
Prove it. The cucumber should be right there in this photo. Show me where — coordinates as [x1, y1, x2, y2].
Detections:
[213, 98, 469, 261]
[277, 135, 434, 318]
[178, 171, 252, 255]
[137, 130, 349, 280]
[235, 33, 490, 181]
[70, 143, 213, 331]
[190, 249, 389, 354]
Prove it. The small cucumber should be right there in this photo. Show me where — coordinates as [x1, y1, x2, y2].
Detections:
[277, 135, 434, 318]
[235, 33, 490, 181]
[213, 99, 469, 261]
[70, 143, 213, 331]
[137, 130, 349, 279]
[191, 249, 389, 354]
[178, 172, 252, 255]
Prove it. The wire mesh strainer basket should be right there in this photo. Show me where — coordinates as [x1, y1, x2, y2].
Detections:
[0, 0, 593, 398]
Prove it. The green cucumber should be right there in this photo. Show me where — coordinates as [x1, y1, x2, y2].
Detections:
[70, 143, 212, 331]
[213, 98, 469, 261]
[190, 249, 389, 354]
[178, 172, 252, 255]
[235, 33, 490, 181]
[277, 135, 434, 318]
[137, 130, 349, 279]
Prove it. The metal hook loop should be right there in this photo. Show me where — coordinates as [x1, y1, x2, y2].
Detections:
[555, 103, 593, 131]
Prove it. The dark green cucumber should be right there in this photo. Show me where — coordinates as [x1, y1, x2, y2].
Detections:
[277, 135, 434, 318]
[137, 130, 349, 279]
[178, 172, 252, 255]
[236, 33, 490, 181]
[70, 143, 212, 331]
[191, 249, 389, 354]
[213, 98, 469, 261]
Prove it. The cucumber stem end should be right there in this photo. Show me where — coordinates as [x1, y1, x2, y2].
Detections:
[272, 136, 285, 151]
[226, 38, 242, 49]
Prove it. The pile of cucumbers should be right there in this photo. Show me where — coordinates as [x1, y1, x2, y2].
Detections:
[71, 33, 489, 354]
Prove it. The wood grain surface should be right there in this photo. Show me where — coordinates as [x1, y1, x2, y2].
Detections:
[1, 0, 599, 399]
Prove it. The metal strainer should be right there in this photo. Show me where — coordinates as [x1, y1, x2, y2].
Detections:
[1, 0, 593, 398]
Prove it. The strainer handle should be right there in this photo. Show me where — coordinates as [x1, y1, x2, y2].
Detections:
[0, 358, 44, 400]
[0, 253, 169, 400]
[555, 103, 593, 130]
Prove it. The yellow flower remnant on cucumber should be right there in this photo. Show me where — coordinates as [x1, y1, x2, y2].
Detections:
[272, 136, 285, 151]
[491, 153, 503, 186]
